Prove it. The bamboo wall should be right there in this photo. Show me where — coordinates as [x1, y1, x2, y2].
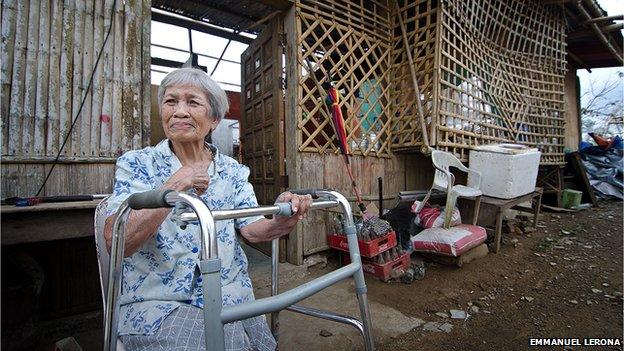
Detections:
[284, 2, 434, 262]
[285, 0, 568, 261]
[433, 0, 567, 164]
[293, 0, 567, 165]
[1, 0, 150, 198]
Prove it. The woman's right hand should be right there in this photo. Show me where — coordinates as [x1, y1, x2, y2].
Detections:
[163, 160, 211, 195]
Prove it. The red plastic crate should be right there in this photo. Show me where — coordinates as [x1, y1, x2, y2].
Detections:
[343, 252, 411, 282]
[327, 231, 397, 258]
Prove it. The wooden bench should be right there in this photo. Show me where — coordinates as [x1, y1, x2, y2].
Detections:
[478, 187, 543, 253]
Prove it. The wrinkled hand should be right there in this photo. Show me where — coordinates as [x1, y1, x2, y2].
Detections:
[164, 160, 211, 195]
[273, 191, 313, 230]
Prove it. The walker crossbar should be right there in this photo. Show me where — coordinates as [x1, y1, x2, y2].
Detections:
[104, 189, 374, 351]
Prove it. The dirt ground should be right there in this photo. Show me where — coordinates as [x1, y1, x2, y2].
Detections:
[369, 199, 623, 351]
[22, 200, 623, 350]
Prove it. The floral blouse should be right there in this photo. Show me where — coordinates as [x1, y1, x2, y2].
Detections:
[106, 139, 264, 335]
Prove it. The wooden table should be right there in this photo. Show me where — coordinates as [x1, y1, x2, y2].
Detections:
[1, 199, 103, 245]
[479, 188, 543, 253]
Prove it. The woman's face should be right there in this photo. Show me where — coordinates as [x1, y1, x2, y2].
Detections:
[161, 83, 218, 144]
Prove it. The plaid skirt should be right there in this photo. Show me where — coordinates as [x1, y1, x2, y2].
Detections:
[120, 304, 277, 351]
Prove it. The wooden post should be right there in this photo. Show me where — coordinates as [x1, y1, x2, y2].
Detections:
[284, 4, 303, 265]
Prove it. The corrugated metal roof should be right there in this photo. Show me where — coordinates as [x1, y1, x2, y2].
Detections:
[152, 0, 282, 33]
[554, 0, 623, 68]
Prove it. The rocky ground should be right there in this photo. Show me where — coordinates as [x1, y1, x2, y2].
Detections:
[370, 199, 623, 351]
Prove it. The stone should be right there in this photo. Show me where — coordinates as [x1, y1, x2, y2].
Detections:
[549, 262, 557, 266]
[469, 305, 480, 314]
[422, 322, 452, 333]
[439, 323, 453, 333]
[569, 300, 578, 304]
[602, 282, 610, 287]
[591, 288, 603, 294]
[523, 296, 534, 302]
[319, 329, 333, 337]
[449, 309, 467, 319]
[435, 312, 449, 318]
[561, 229, 572, 235]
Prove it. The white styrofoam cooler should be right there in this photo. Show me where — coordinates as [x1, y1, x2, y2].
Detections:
[469, 144, 541, 199]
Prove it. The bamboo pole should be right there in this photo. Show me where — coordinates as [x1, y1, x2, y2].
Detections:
[21, 0, 40, 156]
[111, 0, 123, 155]
[1, 0, 17, 155]
[70, 0, 85, 156]
[8, 0, 29, 156]
[59, 0, 76, 157]
[141, 0, 151, 147]
[100, 0, 114, 156]
[34, 0, 51, 156]
[394, 0, 430, 153]
[90, 0, 104, 157]
[80, 0, 94, 157]
[47, 0, 63, 157]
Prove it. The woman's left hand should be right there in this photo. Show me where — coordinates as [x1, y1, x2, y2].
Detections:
[239, 192, 313, 243]
[273, 191, 313, 229]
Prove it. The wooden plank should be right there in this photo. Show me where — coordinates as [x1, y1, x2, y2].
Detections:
[1, 200, 102, 214]
[70, 0, 85, 157]
[1, 208, 97, 245]
[34, 0, 51, 156]
[89, 0, 104, 157]
[299, 153, 328, 255]
[1, 0, 17, 155]
[25, 164, 46, 196]
[569, 152, 598, 206]
[42, 163, 70, 196]
[59, 0, 76, 157]
[8, 0, 29, 156]
[46, 0, 64, 157]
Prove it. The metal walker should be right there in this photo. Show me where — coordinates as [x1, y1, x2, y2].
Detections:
[98, 189, 375, 351]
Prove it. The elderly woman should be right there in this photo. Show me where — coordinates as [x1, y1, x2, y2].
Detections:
[103, 67, 311, 350]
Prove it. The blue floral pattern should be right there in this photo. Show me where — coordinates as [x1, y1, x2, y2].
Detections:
[107, 140, 264, 335]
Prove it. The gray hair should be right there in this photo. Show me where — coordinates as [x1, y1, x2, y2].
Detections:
[157, 67, 229, 121]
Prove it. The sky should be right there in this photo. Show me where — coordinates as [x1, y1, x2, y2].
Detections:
[576, 0, 623, 136]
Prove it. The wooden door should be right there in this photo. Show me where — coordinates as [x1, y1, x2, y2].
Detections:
[241, 18, 285, 206]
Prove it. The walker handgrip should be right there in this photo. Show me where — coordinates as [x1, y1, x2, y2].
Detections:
[127, 189, 175, 210]
[290, 189, 319, 199]
[274, 202, 293, 216]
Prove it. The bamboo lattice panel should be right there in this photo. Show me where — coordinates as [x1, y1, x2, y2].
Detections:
[295, 0, 393, 157]
[435, 0, 567, 164]
[390, 0, 438, 151]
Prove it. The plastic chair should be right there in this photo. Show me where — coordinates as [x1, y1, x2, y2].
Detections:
[416, 150, 482, 229]
[94, 197, 127, 351]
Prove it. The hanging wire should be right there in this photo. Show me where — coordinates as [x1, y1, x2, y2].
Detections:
[36, 0, 118, 196]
